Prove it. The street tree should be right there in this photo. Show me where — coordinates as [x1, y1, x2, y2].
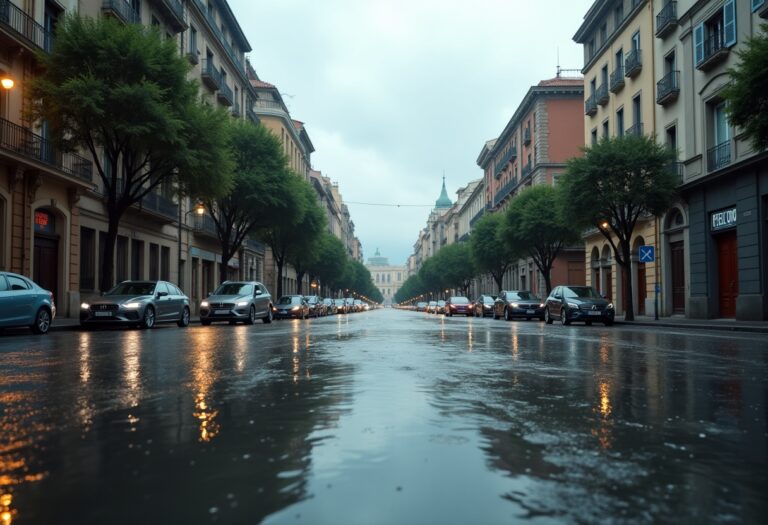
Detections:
[561, 134, 676, 320]
[434, 243, 476, 296]
[470, 213, 516, 293]
[204, 120, 293, 283]
[286, 195, 327, 295]
[394, 274, 424, 304]
[502, 185, 581, 295]
[312, 234, 348, 296]
[29, 15, 231, 291]
[723, 24, 768, 151]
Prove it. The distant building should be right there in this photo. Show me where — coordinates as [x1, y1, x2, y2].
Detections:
[366, 249, 406, 304]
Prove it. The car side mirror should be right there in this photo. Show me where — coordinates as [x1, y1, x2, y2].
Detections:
[255, 289, 262, 296]
[157, 291, 168, 298]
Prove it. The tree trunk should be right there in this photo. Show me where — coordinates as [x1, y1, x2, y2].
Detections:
[296, 270, 305, 295]
[99, 213, 120, 292]
[493, 272, 503, 293]
[275, 259, 284, 297]
[621, 240, 635, 321]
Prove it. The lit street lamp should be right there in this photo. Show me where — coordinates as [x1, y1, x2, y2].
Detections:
[177, 201, 206, 289]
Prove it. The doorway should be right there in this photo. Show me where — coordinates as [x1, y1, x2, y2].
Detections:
[670, 241, 685, 313]
[34, 236, 59, 300]
[716, 230, 738, 317]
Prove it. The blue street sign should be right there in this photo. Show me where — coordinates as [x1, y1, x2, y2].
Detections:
[639, 245, 655, 263]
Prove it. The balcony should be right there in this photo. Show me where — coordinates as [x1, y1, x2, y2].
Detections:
[493, 145, 517, 179]
[521, 163, 532, 179]
[697, 33, 729, 71]
[141, 191, 178, 222]
[186, 49, 199, 65]
[759, 1, 768, 18]
[666, 161, 684, 184]
[195, 214, 219, 237]
[191, 0, 244, 73]
[493, 178, 516, 208]
[469, 206, 486, 228]
[585, 94, 598, 116]
[656, 70, 680, 106]
[624, 49, 642, 78]
[656, 2, 678, 38]
[231, 101, 241, 117]
[152, 0, 187, 33]
[523, 127, 531, 145]
[246, 107, 260, 125]
[609, 66, 625, 93]
[625, 122, 644, 136]
[596, 83, 609, 106]
[0, 117, 93, 184]
[200, 60, 221, 91]
[102, 0, 141, 25]
[0, 0, 54, 53]
[707, 140, 731, 172]
[217, 82, 233, 106]
[244, 238, 265, 254]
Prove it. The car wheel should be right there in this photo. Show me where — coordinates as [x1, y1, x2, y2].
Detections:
[504, 308, 511, 321]
[263, 308, 273, 324]
[31, 307, 51, 334]
[246, 305, 256, 325]
[141, 306, 155, 329]
[544, 308, 553, 324]
[177, 307, 190, 327]
[560, 308, 571, 326]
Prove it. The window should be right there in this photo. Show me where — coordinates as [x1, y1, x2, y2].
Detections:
[80, 227, 95, 290]
[591, 128, 598, 145]
[131, 240, 143, 280]
[602, 119, 609, 137]
[600, 23, 607, 45]
[694, 0, 736, 65]
[754, 0, 765, 12]
[98, 231, 108, 290]
[664, 50, 676, 74]
[632, 95, 641, 125]
[149, 243, 159, 281]
[0, 276, 7, 292]
[590, 77, 596, 95]
[7, 275, 29, 291]
[614, 4, 624, 27]
[161, 246, 170, 281]
[601, 65, 608, 86]
[714, 101, 730, 145]
[631, 31, 640, 51]
[190, 26, 197, 54]
[666, 125, 677, 153]
[116, 236, 128, 282]
[588, 38, 595, 59]
[616, 108, 625, 137]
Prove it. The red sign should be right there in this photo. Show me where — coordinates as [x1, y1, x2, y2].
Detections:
[34, 210, 55, 233]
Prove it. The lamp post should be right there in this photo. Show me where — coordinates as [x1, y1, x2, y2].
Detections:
[177, 200, 205, 289]
[1, 74, 14, 121]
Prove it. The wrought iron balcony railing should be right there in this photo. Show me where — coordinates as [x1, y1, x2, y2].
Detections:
[585, 93, 598, 116]
[656, 2, 678, 38]
[521, 163, 532, 178]
[217, 82, 233, 106]
[666, 161, 684, 184]
[656, 70, 680, 105]
[201, 59, 222, 91]
[0, 117, 93, 182]
[609, 66, 625, 93]
[624, 49, 642, 78]
[0, 0, 54, 52]
[596, 83, 609, 106]
[523, 127, 531, 145]
[625, 122, 644, 136]
[141, 191, 178, 220]
[493, 177, 517, 207]
[191, 0, 244, 72]
[102, 0, 141, 25]
[707, 140, 731, 172]
[493, 145, 517, 179]
[697, 33, 729, 70]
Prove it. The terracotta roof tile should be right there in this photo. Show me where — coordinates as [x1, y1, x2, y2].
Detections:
[537, 77, 584, 87]
[250, 79, 275, 89]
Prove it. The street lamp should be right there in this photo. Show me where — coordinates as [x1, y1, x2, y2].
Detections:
[0, 77, 13, 90]
[177, 201, 206, 289]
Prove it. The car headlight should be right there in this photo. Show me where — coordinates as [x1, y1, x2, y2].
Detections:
[567, 302, 579, 309]
[237, 301, 248, 307]
[484, 305, 491, 309]
[201, 301, 209, 308]
[291, 306, 300, 311]
[80, 302, 90, 310]
[539, 303, 545, 308]
[510, 303, 519, 308]
[607, 303, 614, 310]
[124, 302, 141, 309]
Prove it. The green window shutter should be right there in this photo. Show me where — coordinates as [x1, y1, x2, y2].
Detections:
[694, 23, 704, 65]
[723, 0, 736, 47]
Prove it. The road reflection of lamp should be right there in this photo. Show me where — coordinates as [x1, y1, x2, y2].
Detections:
[1, 493, 15, 525]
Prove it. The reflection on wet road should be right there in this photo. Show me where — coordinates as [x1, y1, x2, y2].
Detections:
[0, 310, 766, 524]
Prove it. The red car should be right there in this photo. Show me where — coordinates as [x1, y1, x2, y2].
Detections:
[445, 296, 473, 317]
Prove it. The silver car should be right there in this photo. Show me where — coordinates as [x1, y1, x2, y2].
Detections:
[80, 280, 190, 329]
[0, 271, 57, 334]
[200, 281, 273, 325]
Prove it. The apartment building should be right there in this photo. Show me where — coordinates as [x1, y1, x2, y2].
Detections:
[574, 0, 659, 317]
[476, 76, 585, 295]
[654, 0, 768, 320]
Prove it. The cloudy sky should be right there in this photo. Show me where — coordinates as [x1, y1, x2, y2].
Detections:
[231, 0, 594, 265]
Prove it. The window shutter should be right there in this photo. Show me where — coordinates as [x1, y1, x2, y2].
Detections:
[723, 0, 736, 47]
[694, 23, 704, 65]
[753, 0, 765, 12]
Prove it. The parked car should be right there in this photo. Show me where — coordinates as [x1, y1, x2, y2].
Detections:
[494, 290, 545, 321]
[0, 271, 56, 334]
[415, 301, 428, 312]
[272, 295, 309, 319]
[323, 298, 337, 314]
[305, 295, 326, 317]
[345, 298, 356, 312]
[80, 280, 190, 329]
[436, 300, 446, 314]
[445, 296, 473, 317]
[333, 298, 348, 314]
[544, 285, 615, 326]
[199, 281, 273, 326]
[473, 295, 496, 317]
[426, 300, 438, 313]
[353, 299, 364, 312]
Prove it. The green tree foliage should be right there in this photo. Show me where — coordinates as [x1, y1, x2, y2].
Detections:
[394, 274, 424, 304]
[434, 243, 476, 296]
[286, 195, 327, 295]
[312, 234, 348, 295]
[503, 185, 580, 295]
[562, 134, 676, 320]
[470, 213, 516, 293]
[724, 24, 768, 151]
[28, 15, 232, 290]
[205, 120, 293, 282]
[338, 260, 382, 303]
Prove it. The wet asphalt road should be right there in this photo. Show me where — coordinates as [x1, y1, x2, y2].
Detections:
[0, 309, 766, 524]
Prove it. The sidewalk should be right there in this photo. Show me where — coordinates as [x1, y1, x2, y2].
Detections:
[614, 315, 768, 334]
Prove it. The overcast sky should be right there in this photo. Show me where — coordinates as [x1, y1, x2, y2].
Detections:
[231, 0, 594, 266]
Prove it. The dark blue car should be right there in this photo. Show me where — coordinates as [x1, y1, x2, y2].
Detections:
[0, 271, 56, 334]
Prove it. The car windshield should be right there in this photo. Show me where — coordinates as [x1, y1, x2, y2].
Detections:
[437, 300, 446, 306]
[563, 286, 601, 299]
[417, 302, 427, 307]
[306, 296, 318, 304]
[108, 282, 155, 296]
[277, 296, 300, 305]
[509, 291, 541, 301]
[450, 297, 469, 304]
[214, 283, 253, 296]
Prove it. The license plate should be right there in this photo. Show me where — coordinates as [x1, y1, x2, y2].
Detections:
[588, 311, 602, 316]
[94, 311, 112, 317]
[279, 310, 287, 315]
[215, 309, 229, 315]
[526, 309, 535, 314]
